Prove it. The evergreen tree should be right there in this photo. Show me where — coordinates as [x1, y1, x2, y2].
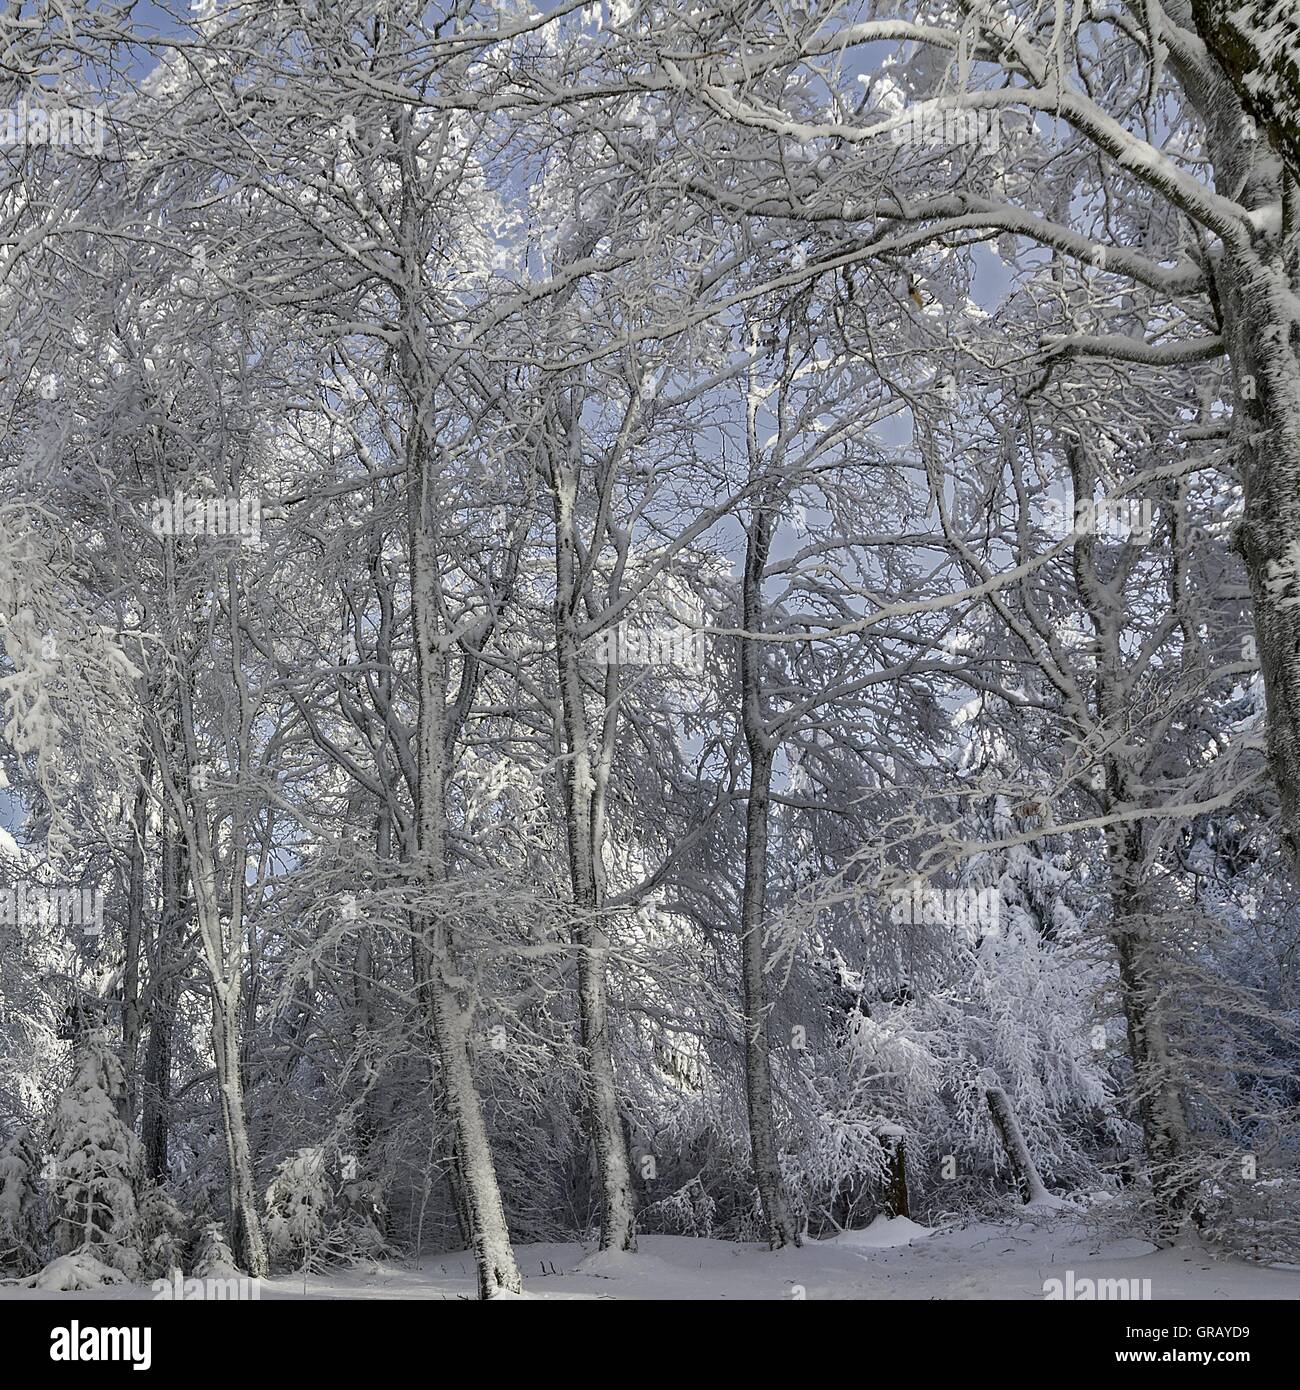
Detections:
[0, 1125, 43, 1274]
[46, 1033, 144, 1278]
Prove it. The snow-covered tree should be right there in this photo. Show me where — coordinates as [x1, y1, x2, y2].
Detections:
[138, 1183, 187, 1280]
[265, 1148, 329, 1269]
[0, 1125, 44, 1274]
[45, 1034, 144, 1279]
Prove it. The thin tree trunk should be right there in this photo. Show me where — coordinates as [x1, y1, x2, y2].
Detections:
[388, 108, 521, 1295]
[551, 447, 637, 1252]
[141, 812, 183, 1182]
[738, 495, 800, 1248]
[121, 772, 149, 1124]
[1069, 444, 1192, 1239]
[409, 521, 522, 1296]
[146, 545, 268, 1276]
[185, 770, 266, 1276]
[985, 1086, 1051, 1205]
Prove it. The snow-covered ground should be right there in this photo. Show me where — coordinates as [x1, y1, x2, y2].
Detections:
[6, 1211, 1298, 1300]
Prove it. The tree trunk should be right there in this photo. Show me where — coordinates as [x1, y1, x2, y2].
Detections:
[738, 499, 800, 1248]
[739, 745, 800, 1246]
[146, 543, 268, 1277]
[551, 451, 637, 1252]
[121, 773, 149, 1124]
[1069, 444, 1193, 1241]
[879, 1127, 910, 1219]
[1191, 0, 1300, 178]
[1107, 825, 1194, 1240]
[1220, 248, 1300, 875]
[187, 797, 267, 1276]
[985, 1086, 1051, 1205]
[409, 474, 522, 1298]
[140, 812, 184, 1182]
[209, 979, 266, 1276]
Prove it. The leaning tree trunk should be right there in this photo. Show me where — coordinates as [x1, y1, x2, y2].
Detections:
[386, 106, 523, 1295]
[985, 1086, 1051, 1205]
[737, 500, 800, 1248]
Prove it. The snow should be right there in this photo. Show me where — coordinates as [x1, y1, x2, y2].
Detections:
[5, 1214, 1298, 1301]
[24, 1251, 128, 1292]
[827, 1214, 933, 1249]
[1026, 1193, 1072, 1212]
[574, 1246, 638, 1275]
[1, 0, 1298, 1314]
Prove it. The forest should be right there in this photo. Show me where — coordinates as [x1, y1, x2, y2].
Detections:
[0, 0, 1299, 1305]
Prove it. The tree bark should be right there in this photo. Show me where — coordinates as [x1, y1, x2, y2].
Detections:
[551, 440, 637, 1252]
[121, 772, 149, 1124]
[879, 1128, 910, 1219]
[208, 976, 265, 1276]
[1069, 445, 1193, 1239]
[1220, 249, 1300, 875]
[144, 535, 268, 1277]
[1191, 0, 1300, 179]
[738, 495, 800, 1249]
[985, 1086, 1051, 1205]
[140, 810, 184, 1182]
[1158, 7, 1300, 875]
[384, 105, 523, 1296]
[409, 521, 523, 1297]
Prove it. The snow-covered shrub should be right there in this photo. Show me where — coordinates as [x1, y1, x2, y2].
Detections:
[190, 1221, 240, 1279]
[0, 1125, 44, 1273]
[265, 1147, 328, 1266]
[138, 1182, 187, 1278]
[938, 922, 1128, 1189]
[847, 922, 1130, 1208]
[772, 1001, 948, 1233]
[46, 1033, 144, 1278]
[28, 1248, 128, 1291]
[330, 1174, 389, 1261]
[640, 1177, 717, 1237]
[1195, 1174, 1300, 1265]
[264, 1147, 390, 1268]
